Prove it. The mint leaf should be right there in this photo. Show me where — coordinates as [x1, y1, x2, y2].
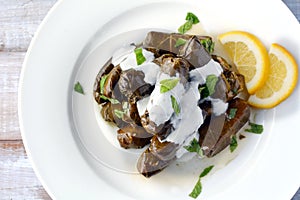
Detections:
[245, 122, 263, 134]
[189, 165, 214, 199]
[206, 75, 218, 96]
[200, 165, 214, 178]
[74, 82, 84, 94]
[184, 138, 203, 157]
[175, 38, 187, 48]
[171, 95, 180, 115]
[228, 108, 237, 120]
[186, 12, 200, 24]
[178, 20, 193, 34]
[189, 179, 202, 199]
[230, 135, 238, 153]
[100, 74, 108, 94]
[100, 95, 120, 104]
[134, 47, 146, 65]
[200, 38, 215, 54]
[160, 78, 179, 93]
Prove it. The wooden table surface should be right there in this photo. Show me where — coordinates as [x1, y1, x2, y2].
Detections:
[0, 0, 299, 199]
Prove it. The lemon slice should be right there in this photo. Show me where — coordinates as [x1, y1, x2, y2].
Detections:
[218, 31, 269, 94]
[248, 43, 298, 108]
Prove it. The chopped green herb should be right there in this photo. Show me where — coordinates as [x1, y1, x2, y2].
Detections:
[100, 95, 120, 104]
[114, 109, 125, 119]
[189, 165, 214, 199]
[245, 122, 263, 134]
[230, 135, 238, 153]
[100, 74, 108, 94]
[189, 179, 202, 199]
[184, 138, 203, 157]
[198, 86, 206, 94]
[175, 38, 187, 48]
[206, 75, 218, 96]
[178, 12, 200, 34]
[228, 108, 237, 120]
[74, 82, 84, 94]
[178, 20, 193, 34]
[200, 38, 215, 54]
[134, 48, 146, 65]
[160, 78, 180, 93]
[171, 95, 180, 115]
[200, 165, 214, 178]
[185, 12, 200, 24]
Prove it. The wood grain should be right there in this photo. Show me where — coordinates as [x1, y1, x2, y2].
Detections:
[0, 0, 57, 199]
[0, 0, 57, 52]
[0, 52, 24, 140]
[0, 141, 51, 199]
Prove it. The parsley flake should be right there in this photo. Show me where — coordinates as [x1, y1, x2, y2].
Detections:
[228, 108, 237, 120]
[245, 122, 263, 134]
[178, 12, 200, 34]
[189, 165, 214, 199]
[134, 48, 146, 65]
[160, 78, 179, 93]
[171, 95, 180, 115]
[184, 138, 203, 157]
[230, 135, 238, 153]
[100, 74, 108, 94]
[74, 82, 84, 94]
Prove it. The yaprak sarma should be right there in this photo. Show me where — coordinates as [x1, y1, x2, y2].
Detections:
[93, 31, 250, 177]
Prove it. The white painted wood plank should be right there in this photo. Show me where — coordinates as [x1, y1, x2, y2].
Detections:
[0, 0, 57, 52]
[0, 141, 51, 199]
[0, 52, 25, 140]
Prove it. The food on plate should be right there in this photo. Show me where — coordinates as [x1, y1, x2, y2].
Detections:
[248, 43, 298, 108]
[218, 31, 270, 94]
[93, 30, 251, 177]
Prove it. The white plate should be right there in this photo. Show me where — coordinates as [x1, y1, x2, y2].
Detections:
[19, 0, 300, 199]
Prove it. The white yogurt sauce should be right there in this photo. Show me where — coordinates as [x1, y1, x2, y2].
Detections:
[207, 97, 228, 116]
[146, 73, 185, 126]
[189, 59, 223, 84]
[136, 96, 150, 117]
[119, 48, 155, 71]
[113, 46, 160, 85]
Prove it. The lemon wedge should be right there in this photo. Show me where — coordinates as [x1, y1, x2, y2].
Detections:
[248, 43, 298, 108]
[218, 31, 270, 94]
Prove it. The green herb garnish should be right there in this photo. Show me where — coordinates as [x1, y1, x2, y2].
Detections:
[189, 179, 202, 199]
[114, 109, 125, 119]
[230, 135, 238, 153]
[100, 74, 108, 94]
[175, 38, 187, 48]
[171, 95, 180, 115]
[228, 108, 237, 120]
[178, 20, 193, 34]
[200, 75, 218, 98]
[100, 95, 120, 104]
[200, 38, 215, 54]
[206, 75, 218, 96]
[189, 165, 214, 198]
[185, 12, 200, 24]
[134, 47, 146, 65]
[245, 122, 263, 134]
[160, 78, 180, 93]
[184, 138, 203, 157]
[178, 12, 200, 34]
[74, 82, 84, 94]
